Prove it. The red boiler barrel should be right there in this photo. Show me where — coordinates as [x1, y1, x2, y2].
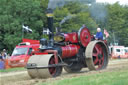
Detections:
[61, 45, 80, 58]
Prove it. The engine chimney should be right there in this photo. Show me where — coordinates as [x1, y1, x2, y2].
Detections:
[46, 8, 54, 47]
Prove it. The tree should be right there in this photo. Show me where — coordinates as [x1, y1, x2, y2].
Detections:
[89, 3, 108, 28]
[119, 6, 128, 46]
[0, 0, 48, 52]
[107, 3, 127, 45]
[54, 2, 97, 33]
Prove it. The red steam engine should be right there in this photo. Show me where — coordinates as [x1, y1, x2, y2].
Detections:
[26, 9, 109, 78]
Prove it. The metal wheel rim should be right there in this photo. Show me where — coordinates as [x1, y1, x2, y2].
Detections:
[85, 41, 109, 70]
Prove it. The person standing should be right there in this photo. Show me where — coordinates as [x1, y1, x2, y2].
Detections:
[2, 49, 7, 59]
[0, 53, 5, 69]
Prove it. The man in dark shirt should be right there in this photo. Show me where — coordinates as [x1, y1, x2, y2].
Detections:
[95, 28, 103, 40]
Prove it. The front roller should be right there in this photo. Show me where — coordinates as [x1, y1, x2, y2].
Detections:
[26, 54, 62, 78]
[85, 41, 109, 70]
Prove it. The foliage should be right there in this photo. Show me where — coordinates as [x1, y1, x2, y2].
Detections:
[0, 0, 128, 53]
[89, 2, 128, 46]
[89, 3, 108, 28]
[54, 2, 97, 33]
[106, 3, 128, 45]
[0, 0, 48, 53]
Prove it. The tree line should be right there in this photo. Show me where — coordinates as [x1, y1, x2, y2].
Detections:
[0, 0, 128, 53]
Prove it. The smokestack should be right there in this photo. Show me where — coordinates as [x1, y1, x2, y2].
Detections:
[46, 8, 54, 34]
[46, 8, 54, 47]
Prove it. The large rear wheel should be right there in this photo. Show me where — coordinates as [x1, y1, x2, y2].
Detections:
[85, 41, 109, 70]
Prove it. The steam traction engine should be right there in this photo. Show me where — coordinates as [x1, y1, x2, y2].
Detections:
[26, 9, 109, 78]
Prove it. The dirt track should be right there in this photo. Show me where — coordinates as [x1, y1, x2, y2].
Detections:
[0, 59, 128, 85]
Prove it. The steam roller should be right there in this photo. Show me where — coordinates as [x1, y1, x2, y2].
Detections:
[26, 8, 109, 78]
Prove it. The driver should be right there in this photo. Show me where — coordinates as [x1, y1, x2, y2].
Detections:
[95, 28, 103, 40]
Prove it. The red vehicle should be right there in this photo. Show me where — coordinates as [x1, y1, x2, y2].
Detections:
[26, 9, 109, 78]
[8, 39, 40, 68]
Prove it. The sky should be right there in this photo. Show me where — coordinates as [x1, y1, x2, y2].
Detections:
[96, 0, 128, 5]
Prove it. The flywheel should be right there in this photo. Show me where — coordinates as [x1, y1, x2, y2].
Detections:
[78, 26, 91, 47]
[85, 40, 109, 70]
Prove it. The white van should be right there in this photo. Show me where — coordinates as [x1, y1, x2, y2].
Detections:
[109, 46, 128, 59]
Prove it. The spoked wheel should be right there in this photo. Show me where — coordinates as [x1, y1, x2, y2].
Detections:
[92, 44, 105, 69]
[64, 61, 83, 73]
[48, 56, 62, 77]
[85, 41, 109, 70]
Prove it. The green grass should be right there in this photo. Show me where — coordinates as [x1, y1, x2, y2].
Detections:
[40, 69, 128, 85]
[0, 67, 25, 73]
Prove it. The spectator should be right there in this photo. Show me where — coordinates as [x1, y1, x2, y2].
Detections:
[0, 53, 3, 60]
[2, 49, 7, 59]
[0, 53, 5, 69]
[7, 54, 11, 59]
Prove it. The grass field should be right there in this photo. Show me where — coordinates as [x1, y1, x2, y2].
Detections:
[0, 67, 25, 73]
[40, 68, 128, 85]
